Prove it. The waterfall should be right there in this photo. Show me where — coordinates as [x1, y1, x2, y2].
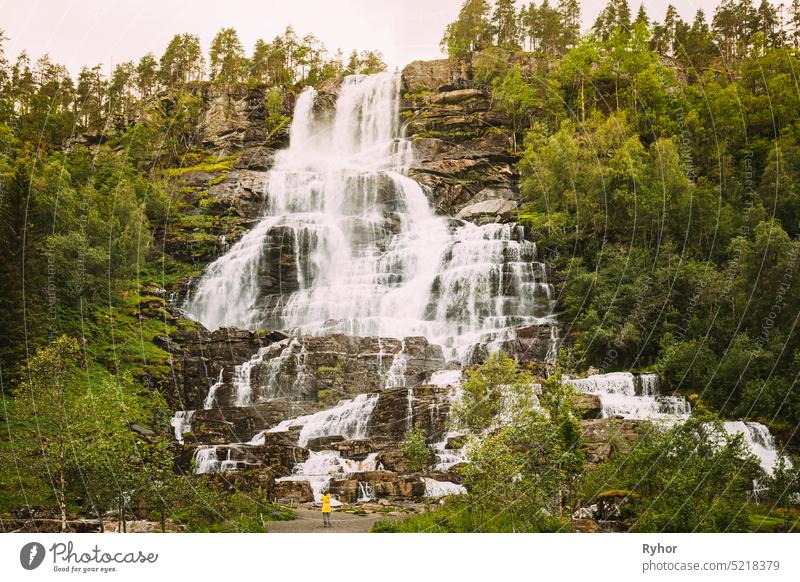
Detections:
[183, 72, 556, 362]
[276, 450, 382, 502]
[171, 410, 195, 444]
[722, 421, 784, 475]
[566, 372, 691, 421]
[423, 477, 467, 498]
[203, 370, 224, 410]
[251, 393, 378, 447]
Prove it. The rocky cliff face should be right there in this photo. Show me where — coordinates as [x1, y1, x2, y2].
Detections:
[400, 59, 521, 223]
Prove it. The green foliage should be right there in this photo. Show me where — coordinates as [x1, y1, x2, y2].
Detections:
[422, 353, 585, 532]
[578, 417, 760, 532]
[762, 455, 800, 526]
[400, 426, 431, 472]
[372, 495, 568, 532]
[1, 336, 179, 529]
[170, 483, 294, 532]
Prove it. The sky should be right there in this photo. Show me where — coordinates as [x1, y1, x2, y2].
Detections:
[0, 0, 724, 75]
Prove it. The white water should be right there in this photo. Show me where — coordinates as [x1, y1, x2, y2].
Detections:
[722, 421, 784, 475]
[566, 372, 691, 421]
[566, 372, 784, 477]
[171, 410, 195, 444]
[203, 370, 224, 410]
[276, 450, 382, 502]
[423, 478, 467, 498]
[251, 393, 378, 447]
[184, 72, 555, 362]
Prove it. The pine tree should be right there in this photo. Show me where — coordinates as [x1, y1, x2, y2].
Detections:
[135, 53, 158, 98]
[791, 0, 800, 47]
[634, 4, 649, 28]
[249, 39, 270, 85]
[441, 0, 492, 58]
[209, 28, 246, 85]
[492, 0, 520, 48]
[558, 0, 582, 49]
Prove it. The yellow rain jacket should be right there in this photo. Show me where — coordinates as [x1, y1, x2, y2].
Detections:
[321, 493, 331, 513]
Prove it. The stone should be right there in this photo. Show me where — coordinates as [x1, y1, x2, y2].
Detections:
[402, 59, 467, 94]
[306, 435, 346, 451]
[456, 198, 518, 225]
[186, 400, 317, 444]
[206, 169, 268, 220]
[216, 334, 446, 404]
[445, 435, 467, 449]
[330, 439, 377, 460]
[160, 326, 288, 410]
[575, 393, 603, 420]
[272, 480, 314, 504]
[367, 384, 451, 443]
[501, 323, 559, 366]
[329, 479, 359, 503]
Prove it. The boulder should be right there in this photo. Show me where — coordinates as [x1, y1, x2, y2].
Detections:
[575, 393, 603, 420]
[306, 435, 346, 451]
[402, 59, 467, 94]
[456, 198, 518, 225]
[330, 479, 359, 503]
[445, 435, 467, 449]
[272, 480, 314, 504]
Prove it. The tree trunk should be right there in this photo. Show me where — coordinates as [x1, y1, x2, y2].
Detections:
[57, 406, 67, 533]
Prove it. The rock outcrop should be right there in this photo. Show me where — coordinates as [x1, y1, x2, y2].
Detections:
[204, 334, 446, 408]
[157, 326, 288, 410]
[401, 60, 520, 218]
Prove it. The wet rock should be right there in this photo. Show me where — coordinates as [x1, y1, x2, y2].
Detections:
[162, 326, 288, 410]
[575, 393, 603, 420]
[272, 480, 314, 504]
[216, 334, 446, 405]
[330, 439, 378, 460]
[306, 435, 346, 451]
[367, 384, 452, 443]
[186, 400, 317, 444]
[456, 198, 518, 224]
[329, 479, 359, 503]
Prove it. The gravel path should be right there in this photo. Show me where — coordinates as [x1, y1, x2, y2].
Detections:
[267, 507, 390, 533]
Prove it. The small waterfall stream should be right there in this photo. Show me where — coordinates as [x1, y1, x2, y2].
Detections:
[565, 372, 691, 421]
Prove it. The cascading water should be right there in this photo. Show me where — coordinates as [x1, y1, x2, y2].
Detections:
[565, 372, 691, 421]
[722, 421, 784, 475]
[566, 372, 785, 477]
[251, 393, 378, 447]
[276, 450, 382, 502]
[171, 410, 195, 444]
[183, 72, 556, 363]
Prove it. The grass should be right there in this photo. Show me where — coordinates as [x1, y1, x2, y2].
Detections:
[748, 505, 800, 532]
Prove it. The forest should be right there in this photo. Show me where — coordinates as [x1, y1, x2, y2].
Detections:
[1, 0, 800, 533]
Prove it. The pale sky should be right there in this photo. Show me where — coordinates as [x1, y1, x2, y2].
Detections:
[0, 1, 723, 75]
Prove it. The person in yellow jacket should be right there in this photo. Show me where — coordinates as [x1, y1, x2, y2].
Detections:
[321, 491, 332, 528]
